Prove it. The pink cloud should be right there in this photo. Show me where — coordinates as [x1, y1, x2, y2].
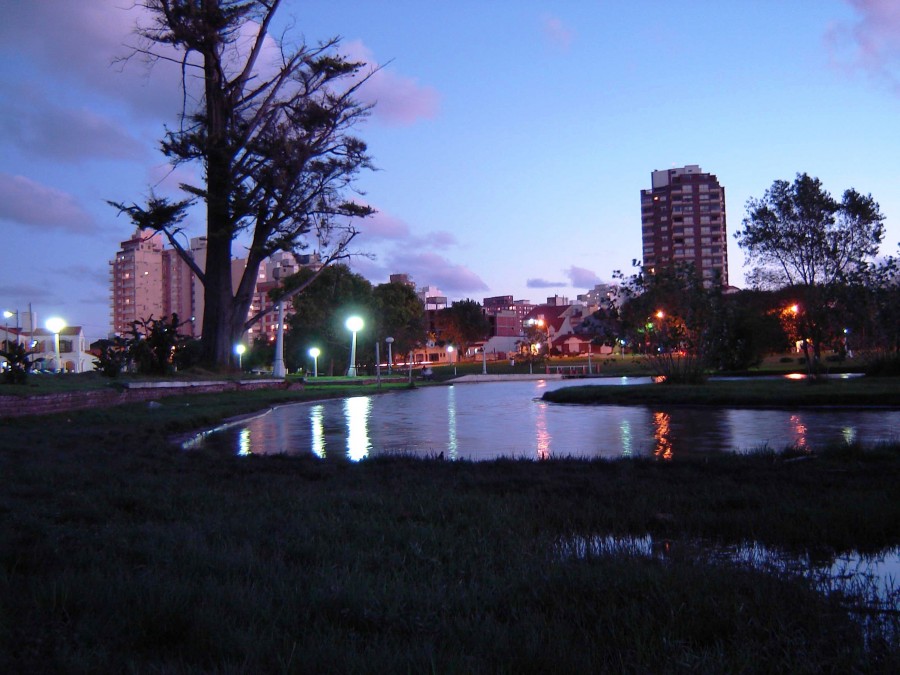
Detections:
[566, 266, 602, 288]
[0, 1, 184, 121]
[0, 85, 146, 163]
[343, 40, 440, 125]
[827, 0, 900, 92]
[385, 251, 488, 293]
[359, 211, 411, 240]
[0, 173, 97, 234]
[541, 15, 575, 51]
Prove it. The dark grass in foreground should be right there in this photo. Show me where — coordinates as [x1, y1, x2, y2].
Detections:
[1, 394, 899, 671]
[544, 375, 900, 407]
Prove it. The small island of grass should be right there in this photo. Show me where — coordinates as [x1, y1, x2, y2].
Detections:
[543, 375, 900, 408]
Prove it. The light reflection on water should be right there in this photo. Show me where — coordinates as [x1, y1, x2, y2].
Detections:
[557, 534, 900, 636]
[188, 379, 900, 461]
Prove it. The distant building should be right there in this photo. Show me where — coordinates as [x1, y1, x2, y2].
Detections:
[389, 273, 416, 288]
[110, 229, 321, 342]
[640, 165, 728, 286]
[417, 285, 448, 311]
[109, 230, 196, 337]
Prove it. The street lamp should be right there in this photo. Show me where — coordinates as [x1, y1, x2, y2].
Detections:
[345, 316, 363, 376]
[45, 317, 66, 373]
[235, 343, 246, 370]
[447, 344, 456, 376]
[308, 347, 320, 377]
[385, 337, 394, 374]
[3, 309, 19, 347]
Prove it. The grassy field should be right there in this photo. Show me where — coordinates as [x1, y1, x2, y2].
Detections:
[1, 375, 899, 671]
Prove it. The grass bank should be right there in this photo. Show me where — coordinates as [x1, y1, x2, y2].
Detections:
[543, 375, 900, 407]
[1, 386, 899, 672]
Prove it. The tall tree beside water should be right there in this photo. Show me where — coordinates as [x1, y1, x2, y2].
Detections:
[112, 0, 375, 369]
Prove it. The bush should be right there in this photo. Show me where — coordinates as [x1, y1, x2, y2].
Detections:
[865, 354, 900, 377]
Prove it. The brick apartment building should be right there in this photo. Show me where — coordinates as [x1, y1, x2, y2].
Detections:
[639, 165, 728, 286]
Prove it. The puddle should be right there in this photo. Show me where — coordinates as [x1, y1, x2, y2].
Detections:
[557, 534, 899, 640]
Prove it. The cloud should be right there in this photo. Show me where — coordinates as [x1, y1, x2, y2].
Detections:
[0, 1, 184, 121]
[826, 0, 900, 92]
[566, 266, 602, 288]
[359, 211, 411, 240]
[541, 15, 575, 51]
[343, 40, 440, 125]
[0, 173, 98, 234]
[0, 281, 58, 303]
[0, 86, 146, 163]
[55, 264, 109, 288]
[527, 278, 566, 289]
[385, 251, 488, 293]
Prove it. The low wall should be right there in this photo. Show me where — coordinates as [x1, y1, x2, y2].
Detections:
[0, 379, 294, 418]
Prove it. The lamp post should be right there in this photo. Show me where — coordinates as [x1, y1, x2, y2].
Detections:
[3, 309, 19, 347]
[273, 301, 286, 377]
[446, 344, 456, 376]
[345, 316, 363, 376]
[385, 337, 394, 374]
[308, 347, 320, 377]
[235, 344, 246, 370]
[45, 317, 66, 373]
[481, 345, 487, 375]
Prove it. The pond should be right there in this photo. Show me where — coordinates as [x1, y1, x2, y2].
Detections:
[185, 378, 900, 461]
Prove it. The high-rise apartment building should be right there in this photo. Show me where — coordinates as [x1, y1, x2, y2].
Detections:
[109, 231, 197, 336]
[111, 229, 322, 342]
[639, 165, 728, 286]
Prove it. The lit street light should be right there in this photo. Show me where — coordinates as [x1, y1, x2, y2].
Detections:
[45, 317, 66, 373]
[385, 337, 394, 374]
[309, 347, 320, 377]
[345, 316, 363, 376]
[3, 309, 19, 347]
[447, 344, 456, 376]
[235, 343, 246, 370]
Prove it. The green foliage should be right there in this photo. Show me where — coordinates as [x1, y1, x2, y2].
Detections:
[92, 336, 129, 378]
[737, 173, 885, 376]
[0, 340, 39, 384]
[371, 282, 426, 357]
[614, 263, 716, 383]
[283, 264, 375, 374]
[126, 314, 192, 376]
[438, 299, 491, 353]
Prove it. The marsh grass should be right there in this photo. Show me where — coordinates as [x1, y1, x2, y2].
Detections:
[1, 388, 899, 671]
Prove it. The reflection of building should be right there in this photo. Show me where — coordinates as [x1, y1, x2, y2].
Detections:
[640, 165, 728, 286]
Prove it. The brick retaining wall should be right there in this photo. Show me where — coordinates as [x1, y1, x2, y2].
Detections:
[0, 380, 295, 418]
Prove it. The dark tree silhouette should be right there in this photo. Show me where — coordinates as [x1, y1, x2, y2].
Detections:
[112, 0, 375, 369]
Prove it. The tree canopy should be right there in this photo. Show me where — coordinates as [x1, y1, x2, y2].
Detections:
[114, 0, 375, 368]
[736, 173, 884, 289]
[736, 173, 884, 373]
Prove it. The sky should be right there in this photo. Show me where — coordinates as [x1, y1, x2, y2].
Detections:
[2, 0, 900, 342]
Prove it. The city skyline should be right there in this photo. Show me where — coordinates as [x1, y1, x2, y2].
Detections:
[2, 1, 899, 341]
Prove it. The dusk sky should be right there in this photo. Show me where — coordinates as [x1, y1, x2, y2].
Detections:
[2, 0, 899, 341]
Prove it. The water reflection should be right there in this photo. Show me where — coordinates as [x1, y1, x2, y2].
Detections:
[186, 380, 900, 461]
[447, 386, 458, 460]
[652, 412, 673, 460]
[345, 396, 371, 461]
[310, 404, 325, 458]
[238, 427, 251, 456]
[620, 420, 633, 457]
[557, 534, 900, 637]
